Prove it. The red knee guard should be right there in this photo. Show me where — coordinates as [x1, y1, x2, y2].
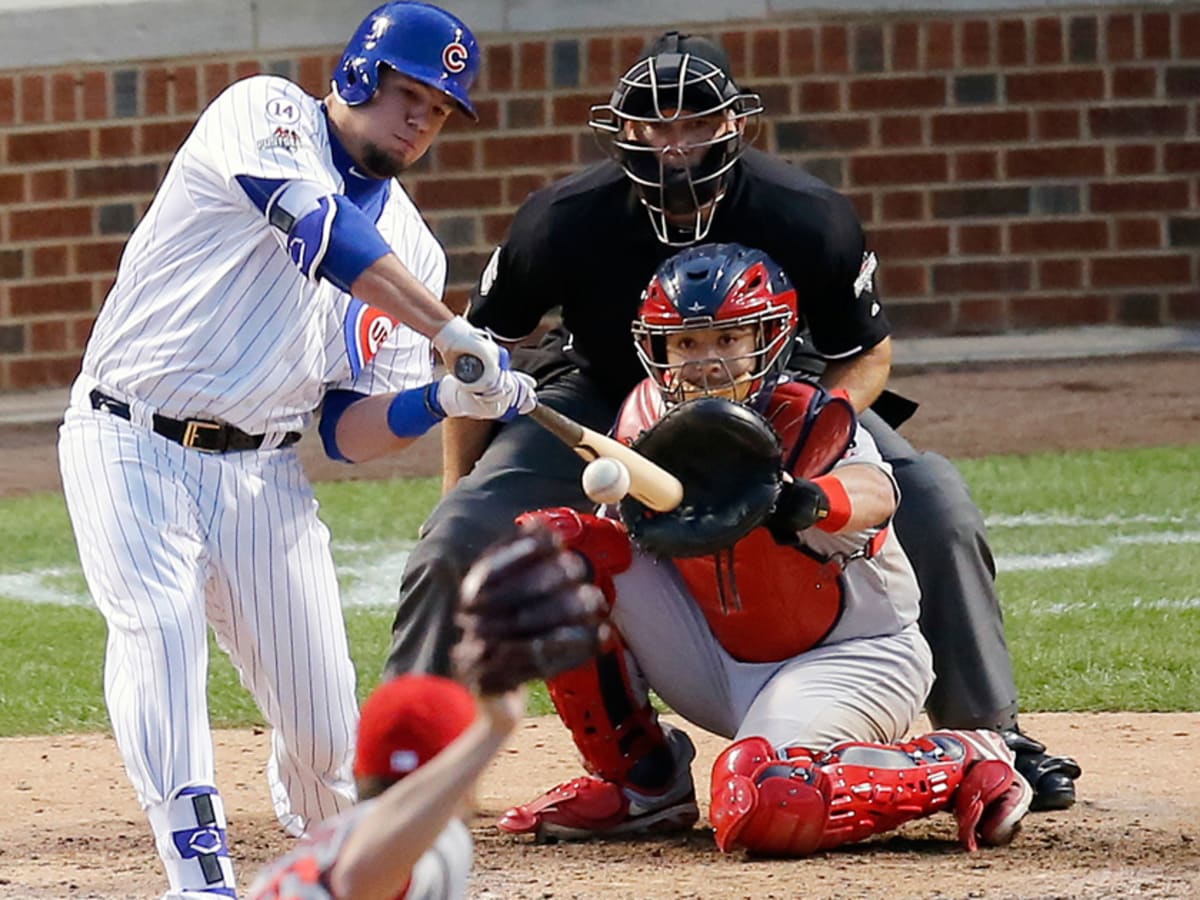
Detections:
[516, 507, 665, 785]
[711, 731, 1025, 856]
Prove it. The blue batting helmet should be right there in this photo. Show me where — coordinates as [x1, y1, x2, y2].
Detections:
[332, 2, 479, 120]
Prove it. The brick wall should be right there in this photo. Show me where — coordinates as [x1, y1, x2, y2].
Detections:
[0, 6, 1198, 391]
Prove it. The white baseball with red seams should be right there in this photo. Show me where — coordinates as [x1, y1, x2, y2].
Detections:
[582, 458, 632, 505]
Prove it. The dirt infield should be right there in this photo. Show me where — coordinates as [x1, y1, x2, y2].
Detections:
[2, 353, 1199, 899]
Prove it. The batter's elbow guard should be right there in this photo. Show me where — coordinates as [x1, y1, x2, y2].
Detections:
[319, 389, 368, 462]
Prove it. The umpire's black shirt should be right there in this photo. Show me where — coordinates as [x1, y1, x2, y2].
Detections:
[467, 147, 889, 408]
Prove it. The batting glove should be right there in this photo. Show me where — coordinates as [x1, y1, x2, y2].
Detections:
[432, 317, 505, 395]
[432, 370, 537, 421]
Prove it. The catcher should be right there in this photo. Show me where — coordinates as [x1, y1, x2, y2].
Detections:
[247, 522, 606, 899]
[499, 243, 1033, 856]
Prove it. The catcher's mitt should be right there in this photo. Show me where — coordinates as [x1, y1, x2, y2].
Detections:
[452, 521, 608, 696]
[619, 397, 783, 558]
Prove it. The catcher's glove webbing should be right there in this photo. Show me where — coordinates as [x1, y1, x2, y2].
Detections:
[452, 521, 608, 696]
[619, 397, 783, 558]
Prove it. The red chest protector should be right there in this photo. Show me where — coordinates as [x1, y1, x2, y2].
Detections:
[614, 379, 857, 663]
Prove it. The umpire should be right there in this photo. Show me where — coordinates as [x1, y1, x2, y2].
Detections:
[385, 30, 1080, 810]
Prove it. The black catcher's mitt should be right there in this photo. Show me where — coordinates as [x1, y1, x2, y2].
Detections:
[619, 397, 783, 558]
[452, 521, 608, 696]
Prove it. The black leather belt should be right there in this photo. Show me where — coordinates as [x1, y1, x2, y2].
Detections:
[89, 389, 301, 453]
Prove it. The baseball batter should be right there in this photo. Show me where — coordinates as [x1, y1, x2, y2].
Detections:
[501, 243, 1033, 854]
[56, 4, 533, 898]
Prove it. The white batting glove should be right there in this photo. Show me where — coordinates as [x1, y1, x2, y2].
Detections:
[432, 370, 537, 421]
[432, 317, 505, 394]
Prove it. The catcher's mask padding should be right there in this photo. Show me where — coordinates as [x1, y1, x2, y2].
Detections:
[620, 397, 783, 559]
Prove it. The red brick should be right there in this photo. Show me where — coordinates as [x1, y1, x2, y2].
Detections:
[0, 173, 23, 204]
[413, 177, 503, 210]
[1089, 105, 1187, 137]
[202, 63, 232, 103]
[847, 192, 874, 224]
[1038, 259, 1083, 289]
[956, 298, 1008, 332]
[880, 115, 922, 146]
[1007, 70, 1105, 103]
[954, 151, 998, 181]
[52, 74, 77, 122]
[820, 25, 849, 73]
[932, 111, 1028, 144]
[1168, 291, 1200, 319]
[959, 224, 1002, 254]
[33, 246, 68, 277]
[11, 206, 92, 240]
[1107, 14, 1136, 61]
[29, 170, 69, 202]
[143, 121, 193, 155]
[470, 99, 500, 131]
[877, 264, 927, 297]
[924, 21, 955, 70]
[30, 321, 67, 353]
[483, 213, 512, 244]
[1183, 12, 1200, 57]
[10, 280, 94, 315]
[82, 71, 108, 120]
[21, 75, 46, 123]
[1007, 146, 1106, 178]
[1142, 13, 1171, 59]
[720, 31, 747, 78]
[998, 20, 1027, 66]
[1091, 180, 1190, 211]
[1112, 67, 1158, 98]
[518, 42, 547, 91]
[486, 44, 514, 92]
[887, 300, 952, 334]
[616, 37, 643, 71]
[297, 57, 327, 97]
[0, 250, 24, 279]
[1010, 219, 1109, 253]
[144, 68, 169, 116]
[1116, 144, 1158, 174]
[551, 93, 596, 127]
[1092, 253, 1191, 286]
[870, 225, 950, 258]
[8, 129, 91, 164]
[1034, 17, 1064, 65]
[435, 140, 476, 171]
[893, 23, 919, 71]
[76, 241, 125, 273]
[76, 164, 160, 198]
[1011, 294, 1111, 327]
[483, 135, 574, 169]
[961, 21, 992, 67]
[1164, 142, 1200, 171]
[751, 29, 781, 78]
[1115, 217, 1162, 248]
[503, 174, 546, 207]
[1034, 109, 1081, 140]
[0, 77, 14, 125]
[585, 38, 613, 88]
[98, 126, 137, 158]
[933, 261, 1030, 293]
[9, 357, 84, 390]
[785, 28, 817, 76]
[234, 61, 259, 80]
[881, 190, 925, 221]
[850, 153, 949, 186]
[799, 81, 841, 113]
[757, 84, 792, 116]
[848, 77, 945, 110]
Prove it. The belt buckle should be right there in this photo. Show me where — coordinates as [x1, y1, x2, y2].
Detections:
[181, 419, 225, 453]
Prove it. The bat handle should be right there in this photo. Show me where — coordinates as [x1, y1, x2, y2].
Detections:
[453, 354, 485, 383]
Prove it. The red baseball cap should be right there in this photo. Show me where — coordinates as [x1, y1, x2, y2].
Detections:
[353, 674, 477, 780]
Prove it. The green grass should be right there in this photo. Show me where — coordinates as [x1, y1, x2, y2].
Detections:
[1, 445, 1197, 735]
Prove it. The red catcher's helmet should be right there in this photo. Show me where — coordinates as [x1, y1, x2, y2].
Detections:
[632, 242, 798, 409]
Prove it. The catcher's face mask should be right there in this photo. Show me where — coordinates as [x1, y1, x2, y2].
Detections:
[588, 32, 762, 246]
[633, 242, 797, 409]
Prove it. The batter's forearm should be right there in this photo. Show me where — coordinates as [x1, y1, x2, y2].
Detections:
[820, 336, 892, 413]
[350, 254, 455, 339]
[442, 416, 493, 494]
[333, 392, 421, 463]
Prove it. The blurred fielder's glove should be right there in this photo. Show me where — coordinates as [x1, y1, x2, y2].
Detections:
[453, 520, 608, 696]
[619, 397, 783, 558]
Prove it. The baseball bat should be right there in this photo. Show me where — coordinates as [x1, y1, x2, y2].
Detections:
[526, 404, 684, 512]
[451, 355, 683, 512]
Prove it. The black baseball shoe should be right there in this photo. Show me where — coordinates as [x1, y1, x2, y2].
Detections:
[1001, 727, 1082, 811]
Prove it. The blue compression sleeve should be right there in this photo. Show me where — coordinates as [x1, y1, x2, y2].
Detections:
[387, 383, 446, 438]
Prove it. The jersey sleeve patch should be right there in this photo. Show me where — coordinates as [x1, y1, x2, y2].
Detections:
[343, 297, 399, 379]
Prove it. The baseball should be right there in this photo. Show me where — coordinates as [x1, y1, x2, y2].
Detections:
[582, 458, 632, 505]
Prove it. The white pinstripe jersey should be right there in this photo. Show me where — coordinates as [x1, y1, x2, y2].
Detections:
[80, 75, 443, 433]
